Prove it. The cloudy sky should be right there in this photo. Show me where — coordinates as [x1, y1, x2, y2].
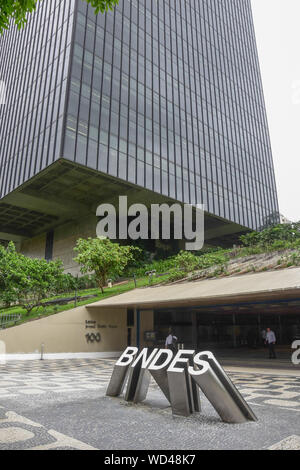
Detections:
[251, 0, 300, 222]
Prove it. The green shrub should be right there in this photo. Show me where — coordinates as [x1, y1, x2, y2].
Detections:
[240, 223, 300, 248]
[197, 251, 229, 270]
[76, 274, 98, 290]
[125, 257, 177, 278]
[173, 251, 200, 271]
[167, 269, 187, 282]
[0, 242, 65, 315]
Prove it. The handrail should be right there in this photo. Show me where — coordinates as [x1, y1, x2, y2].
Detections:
[0, 313, 22, 329]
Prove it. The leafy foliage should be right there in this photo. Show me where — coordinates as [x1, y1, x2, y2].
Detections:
[0, 242, 65, 314]
[124, 248, 231, 281]
[167, 269, 187, 283]
[76, 274, 98, 290]
[0, 0, 119, 34]
[125, 256, 178, 279]
[85, 0, 119, 14]
[74, 237, 141, 293]
[196, 250, 229, 270]
[240, 223, 300, 248]
[0, 0, 36, 34]
[173, 251, 200, 271]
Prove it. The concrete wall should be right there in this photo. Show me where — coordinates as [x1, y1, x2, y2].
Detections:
[140, 310, 155, 348]
[0, 305, 155, 356]
[21, 233, 46, 259]
[20, 215, 97, 275]
[52, 215, 97, 275]
[0, 305, 127, 355]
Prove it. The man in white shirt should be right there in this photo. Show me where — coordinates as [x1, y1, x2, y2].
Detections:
[165, 329, 178, 354]
[266, 328, 277, 359]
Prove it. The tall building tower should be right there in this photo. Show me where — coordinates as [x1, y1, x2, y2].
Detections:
[0, 0, 279, 272]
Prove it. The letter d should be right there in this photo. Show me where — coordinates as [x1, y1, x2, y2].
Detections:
[148, 349, 174, 371]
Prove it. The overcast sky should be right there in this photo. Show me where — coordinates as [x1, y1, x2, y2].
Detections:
[251, 0, 300, 222]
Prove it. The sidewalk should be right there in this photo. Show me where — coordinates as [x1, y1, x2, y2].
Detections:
[0, 357, 299, 449]
[215, 347, 300, 376]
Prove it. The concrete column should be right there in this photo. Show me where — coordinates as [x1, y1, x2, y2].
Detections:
[192, 312, 198, 350]
[232, 314, 237, 349]
[140, 310, 154, 349]
[278, 315, 283, 344]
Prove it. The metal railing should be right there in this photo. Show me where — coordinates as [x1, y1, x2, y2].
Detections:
[0, 314, 22, 329]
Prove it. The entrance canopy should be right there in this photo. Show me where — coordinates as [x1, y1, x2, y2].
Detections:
[87, 267, 300, 311]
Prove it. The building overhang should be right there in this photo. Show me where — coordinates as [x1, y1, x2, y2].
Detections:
[0, 159, 249, 246]
[86, 268, 300, 312]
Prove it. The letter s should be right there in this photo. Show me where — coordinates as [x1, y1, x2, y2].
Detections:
[188, 352, 210, 376]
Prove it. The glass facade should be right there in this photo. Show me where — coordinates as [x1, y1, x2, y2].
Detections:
[0, 0, 279, 232]
[0, 0, 75, 198]
[154, 307, 300, 349]
[63, 0, 279, 230]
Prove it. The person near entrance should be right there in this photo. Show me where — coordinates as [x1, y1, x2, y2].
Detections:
[261, 329, 267, 347]
[266, 328, 277, 359]
[165, 328, 178, 354]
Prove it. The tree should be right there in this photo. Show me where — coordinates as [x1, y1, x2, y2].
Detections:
[74, 237, 140, 294]
[0, 242, 17, 307]
[0, 0, 119, 35]
[0, 242, 65, 314]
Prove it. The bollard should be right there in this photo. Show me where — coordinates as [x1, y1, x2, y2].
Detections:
[41, 343, 45, 361]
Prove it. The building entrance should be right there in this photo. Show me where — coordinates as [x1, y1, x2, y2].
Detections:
[154, 300, 300, 351]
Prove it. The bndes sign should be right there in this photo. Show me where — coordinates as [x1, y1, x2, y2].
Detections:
[106, 347, 257, 424]
[113, 347, 213, 374]
[292, 341, 300, 365]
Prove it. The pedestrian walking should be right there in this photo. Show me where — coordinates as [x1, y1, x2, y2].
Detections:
[165, 328, 178, 355]
[261, 329, 267, 347]
[266, 328, 277, 359]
